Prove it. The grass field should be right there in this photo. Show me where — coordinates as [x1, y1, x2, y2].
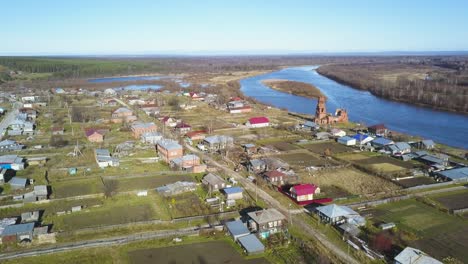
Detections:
[270, 141, 301, 151]
[276, 152, 338, 168]
[369, 163, 406, 172]
[166, 192, 213, 219]
[112, 174, 196, 192]
[301, 168, 400, 196]
[302, 142, 352, 155]
[370, 199, 468, 261]
[52, 177, 104, 198]
[430, 190, 468, 211]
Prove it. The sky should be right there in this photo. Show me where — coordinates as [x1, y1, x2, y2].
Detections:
[1, 0, 468, 55]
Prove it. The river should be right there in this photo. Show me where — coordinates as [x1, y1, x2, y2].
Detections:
[240, 66, 468, 149]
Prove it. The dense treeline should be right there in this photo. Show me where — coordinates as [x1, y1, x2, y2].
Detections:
[317, 63, 468, 114]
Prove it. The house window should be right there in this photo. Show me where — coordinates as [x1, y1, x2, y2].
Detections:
[268, 222, 273, 228]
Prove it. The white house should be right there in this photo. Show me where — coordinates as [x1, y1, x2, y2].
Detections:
[246, 117, 270, 128]
[337, 136, 356, 146]
[331, 128, 346, 137]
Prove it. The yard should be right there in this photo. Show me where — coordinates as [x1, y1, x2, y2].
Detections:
[165, 192, 213, 219]
[430, 190, 468, 211]
[302, 142, 353, 155]
[111, 174, 196, 192]
[52, 177, 104, 198]
[369, 199, 468, 261]
[275, 151, 339, 168]
[397, 177, 436, 188]
[301, 168, 400, 197]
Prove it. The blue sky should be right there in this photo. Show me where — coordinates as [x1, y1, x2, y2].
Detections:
[2, 0, 468, 55]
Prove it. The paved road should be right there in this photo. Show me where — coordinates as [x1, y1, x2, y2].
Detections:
[0, 104, 18, 139]
[0, 227, 198, 261]
[185, 144, 360, 264]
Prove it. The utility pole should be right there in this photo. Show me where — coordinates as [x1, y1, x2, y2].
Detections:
[289, 203, 293, 226]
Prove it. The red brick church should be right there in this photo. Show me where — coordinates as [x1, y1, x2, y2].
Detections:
[313, 96, 348, 125]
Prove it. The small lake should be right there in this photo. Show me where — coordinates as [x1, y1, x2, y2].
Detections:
[240, 66, 468, 149]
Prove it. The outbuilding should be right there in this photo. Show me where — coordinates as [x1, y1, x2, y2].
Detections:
[225, 220, 250, 241]
[337, 136, 356, 146]
[246, 117, 270, 128]
[1, 223, 35, 243]
[238, 234, 265, 255]
[222, 187, 243, 200]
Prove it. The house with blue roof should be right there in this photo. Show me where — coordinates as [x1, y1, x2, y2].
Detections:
[238, 234, 265, 255]
[222, 187, 243, 200]
[337, 136, 356, 146]
[352, 134, 374, 145]
[225, 220, 250, 241]
[435, 167, 468, 182]
[1, 222, 34, 243]
[371, 137, 394, 149]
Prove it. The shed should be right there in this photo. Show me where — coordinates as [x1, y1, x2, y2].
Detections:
[21, 211, 40, 223]
[225, 220, 250, 241]
[1, 222, 35, 243]
[9, 177, 28, 190]
[222, 187, 243, 200]
[237, 234, 265, 255]
[337, 136, 356, 146]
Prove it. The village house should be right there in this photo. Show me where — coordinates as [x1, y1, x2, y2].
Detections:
[201, 135, 234, 152]
[263, 170, 286, 185]
[242, 143, 257, 155]
[416, 152, 449, 168]
[316, 204, 365, 226]
[352, 134, 374, 145]
[174, 122, 192, 134]
[289, 184, 320, 202]
[1, 222, 35, 243]
[185, 130, 207, 141]
[0, 139, 24, 152]
[315, 132, 332, 140]
[302, 121, 320, 131]
[434, 167, 468, 182]
[248, 159, 267, 173]
[51, 127, 64, 135]
[189, 92, 204, 101]
[171, 154, 206, 173]
[368, 123, 389, 136]
[9, 177, 28, 190]
[222, 187, 243, 200]
[140, 131, 163, 144]
[95, 149, 119, 168]
[337, 136, 356, 146]
[202, 173, 226, 192]
[371, 137, 395, 149]
[161, 116, 178, 127]
[131, 122, 157, 139]
[394, 247, 442, 264]
[247, 208, 287, 239]
[85, 128, 105, 143]
[0, 155, 25, 170]
[229, 105, 252, 114]
[157, 140, 183, 163]
[331, 128, 346, 137]
[21, 211, 40, 223]
[387, 142, 412, 156]
[246, 117, 270, 128]
[139, 104, 160, 116]
[111, 107, 136, 123]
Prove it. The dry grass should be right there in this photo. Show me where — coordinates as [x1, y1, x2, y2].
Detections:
[302, 168, 400, 195]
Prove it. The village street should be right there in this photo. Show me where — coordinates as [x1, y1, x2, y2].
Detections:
[0, 103, 19, 139]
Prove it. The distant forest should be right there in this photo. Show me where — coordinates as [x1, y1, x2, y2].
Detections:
[317, 59, 468, 114]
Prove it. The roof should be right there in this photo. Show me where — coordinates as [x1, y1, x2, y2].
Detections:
[185, 130, 206, 137]
[85, 128, 103, 137]
[248, 116, 269, 124]
[95, 149, 111, 157]
[131, 122, 157, 130]
[436, 167, 468, 181]
[223, 187, 243, 194]
[372, 137, 393, 146]
[141, 131, 162, 137]
[338, 136, 355, 142]
[157, 140, 182, 151]
[51, 127, 64, 132]
[394, 247, 442, 264]
[0, 140, 18, 147]
[9, 177, 27, 186]
[2, 223, 34, 236]
[243, 143, 256, 148]
[175, 122, 191, 129]
[34, 185, 48, 196]
[291, 184, 319, 196]
[202, 173, 225, 186]
[304, 121, 319, 128]
[422, 139, 435, 147]
[171, 154, 200, 165]
[113, 107, 132, 113]
[248, 208, 285, 224]
[204, 135, 233, 145]
[0, 155, 22, 164]
[316, 204, 358, 219]
[225, 220, 250, 237]
[368, 123, 387, 130]
[238, 234, 265, 254]
[395, 142, 411, 150]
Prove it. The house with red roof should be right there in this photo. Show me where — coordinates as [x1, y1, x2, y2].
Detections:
[160, 116, 178, 127]
[368, 123, 388, 136]
[189, 92, 204, 101]
[174, 122, 192, 134]
[85, 129, 104, 143]
[246, 117, 270, 128]
[263, 170, 286, 185]
[185, 130, 207, 141]
[289, 184, 320, 202]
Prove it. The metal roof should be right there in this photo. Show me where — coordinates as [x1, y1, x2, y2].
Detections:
[394, 247, 442, 264]
[1, 222, 34, 236]
[316, 204, 358, 219]
[204, 135, 233, 145]
[248, 208, 285, 224]
[223, 187, 243, 194]
[9, 177, 27, 186]
[238, 234, 265, 254]
[225, 220, 250, 238]
[157, 140, 182, 151]
[436, 167, 468, 181]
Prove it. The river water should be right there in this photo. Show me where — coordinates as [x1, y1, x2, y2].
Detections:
[240, 66, 468, 149]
